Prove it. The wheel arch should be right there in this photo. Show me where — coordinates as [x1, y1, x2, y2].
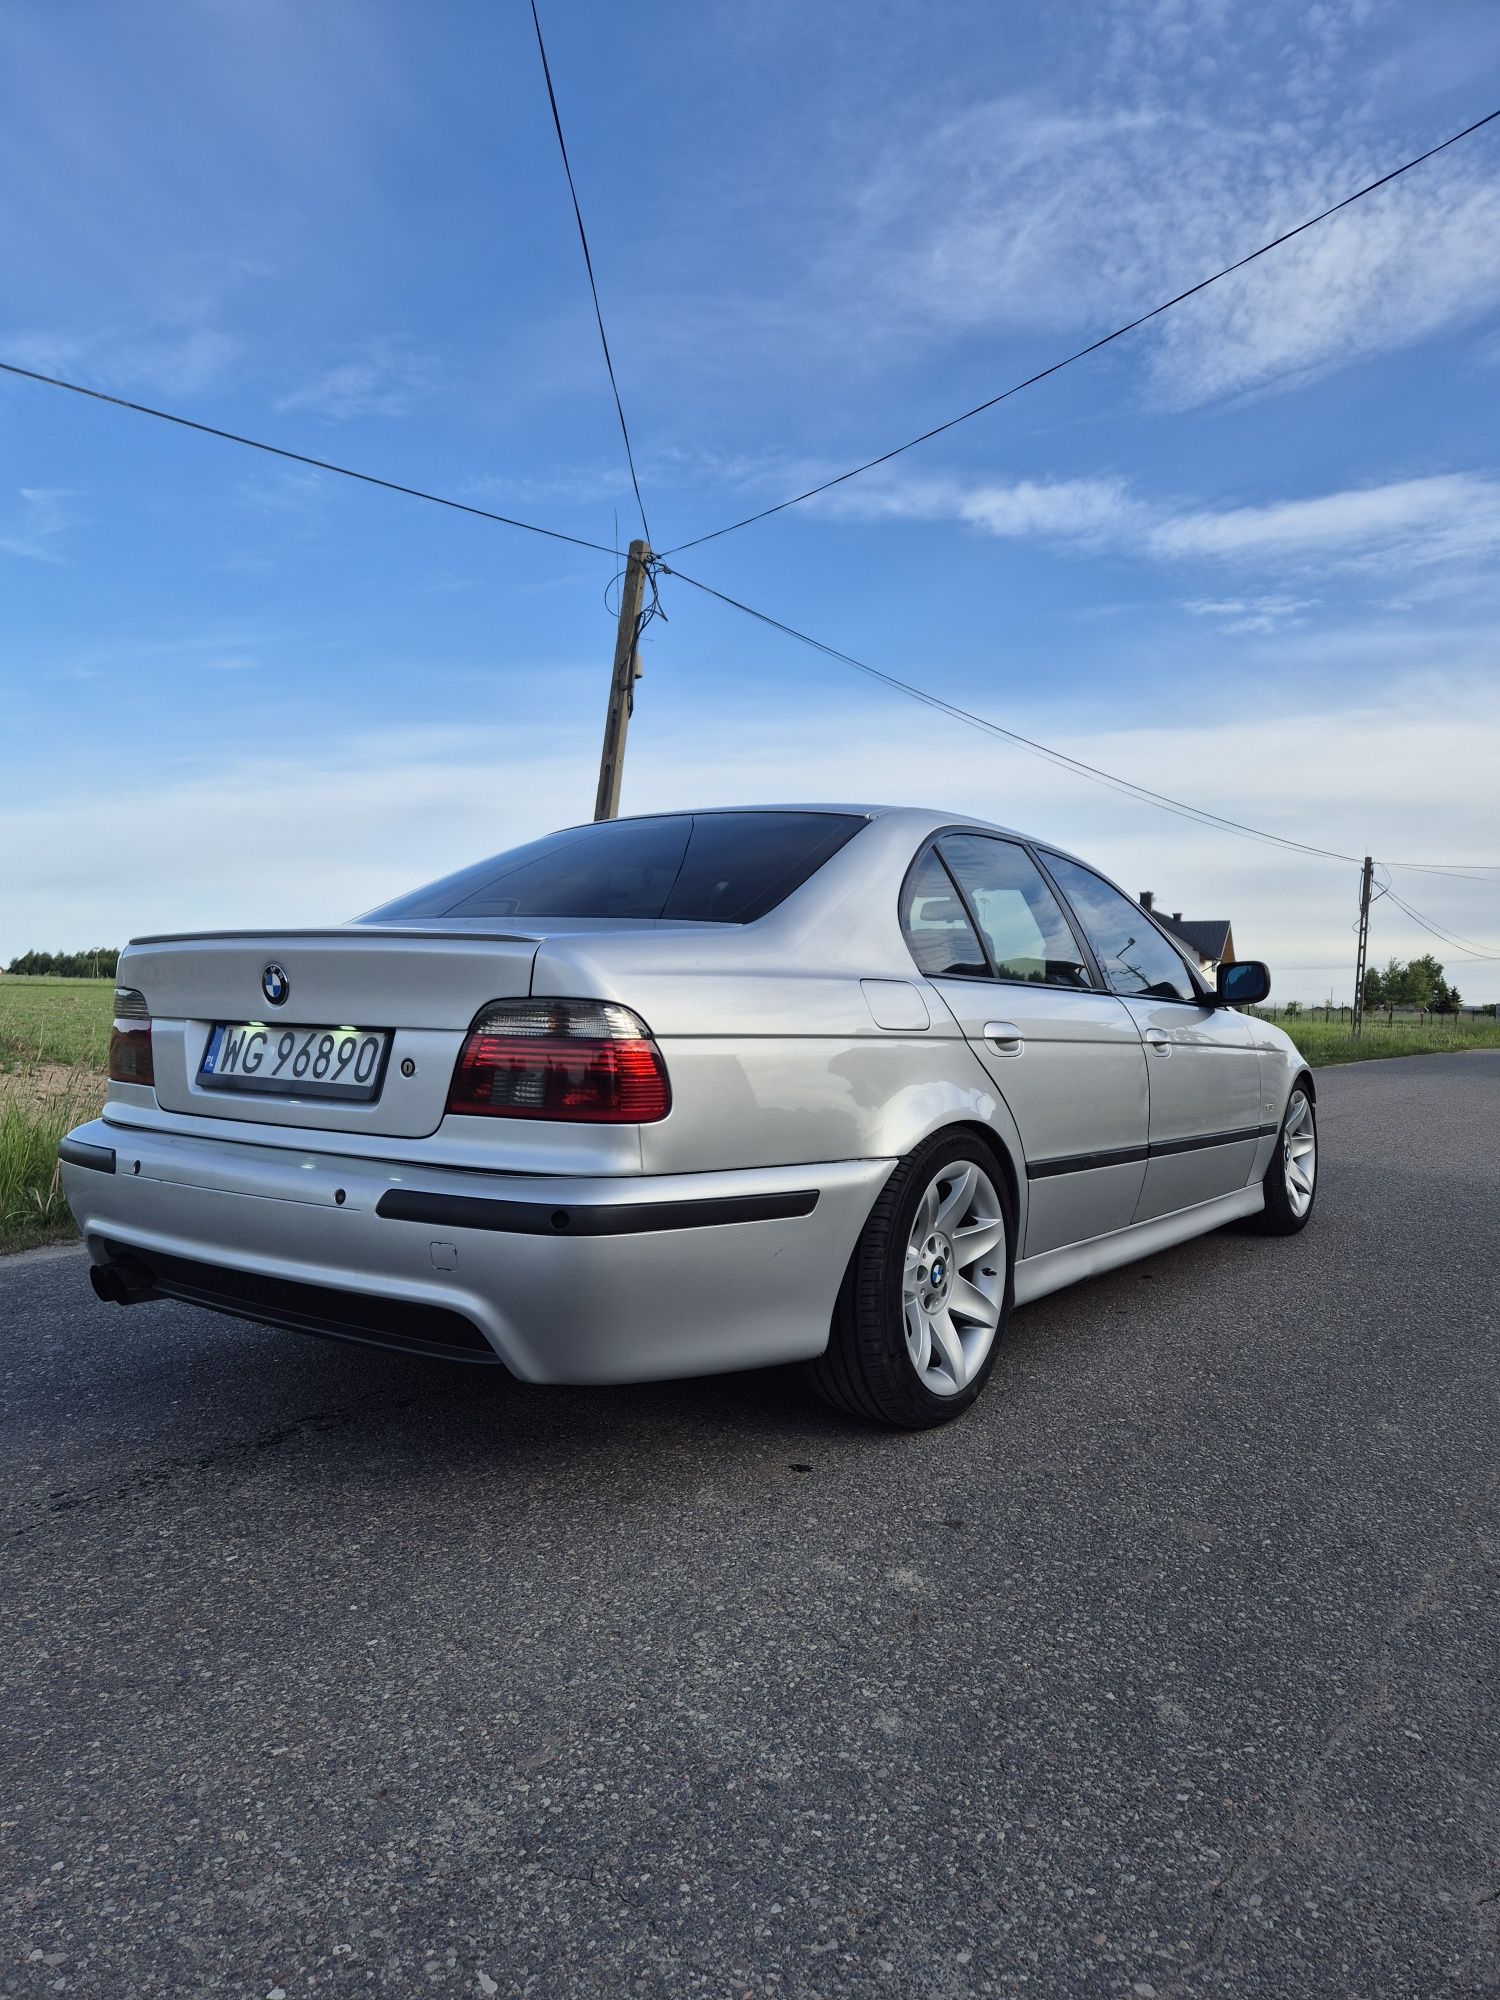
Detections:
[868, 1081, 1028, 1252]
[809, 1117, 1021, 1427]
[924, 1117, 1022, 1252]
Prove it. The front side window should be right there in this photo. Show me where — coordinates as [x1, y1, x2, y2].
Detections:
[1041, 853, 1198, 1003]
[900, 847, 987, 977]
[360, 812, 865, 925]
[938, 834, 1092, 989]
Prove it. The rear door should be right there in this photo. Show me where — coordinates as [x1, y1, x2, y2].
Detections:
[1038, 854, 1263, 1220]
[905, 835, 1150, 1257]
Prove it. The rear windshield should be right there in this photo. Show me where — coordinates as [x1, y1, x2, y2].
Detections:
[360, 811, 866, 925]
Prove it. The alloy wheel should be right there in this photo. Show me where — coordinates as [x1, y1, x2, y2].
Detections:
[1283, 1091, 1316, 1217]
[902, 1160, 1006, 1397]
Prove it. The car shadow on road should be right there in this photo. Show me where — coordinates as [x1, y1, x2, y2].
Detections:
[12, 1198, 1342, 1538]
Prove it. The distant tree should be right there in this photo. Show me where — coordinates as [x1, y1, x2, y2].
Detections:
[1382, 956, 1418, 1006]
[1404, 953, 1446, 1009]
[4, 948, 120, 979]
[1365, 952, 1458, 1012]
[1378, 955, 1410, 1005]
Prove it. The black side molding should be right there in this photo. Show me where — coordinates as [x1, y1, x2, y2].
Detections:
[1149, 1124, 1279, 1159]
[59, 1136, 116, 1175]
[376, 1187, 820, 1237]
[1027, 1125, 1275, 1180]
[1028, 1143, 1148, 1181]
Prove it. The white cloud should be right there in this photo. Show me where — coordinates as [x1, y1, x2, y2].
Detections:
[5, 678, 1499, 1003]
[1182, 595, 1316, 634]
[828, 467, 1500, 575]
[0, 725, 593, 948]
[833, 473, 1139, 544]
[3, 319, 242, 397]
[1150, 473, 1500, 565]
[1147, 170, 1500, 405]
[846, 73, 1500, 407]
[275, 340, 438, 421]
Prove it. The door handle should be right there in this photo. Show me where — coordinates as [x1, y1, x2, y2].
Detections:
[1144, 1029, 1173, 1056]
[983, 1021, 1024, 1056]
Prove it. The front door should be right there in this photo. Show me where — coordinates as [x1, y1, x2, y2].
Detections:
[1118, 994, 1263, 1217]
[1039, 853, 1264, 1222]
[903, 834, 1150, 1257]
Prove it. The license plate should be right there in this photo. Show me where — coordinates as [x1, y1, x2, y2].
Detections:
[198, 1022, 392, 1101]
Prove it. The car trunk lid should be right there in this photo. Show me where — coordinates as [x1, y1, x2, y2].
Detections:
[131, 928, 540, 1140]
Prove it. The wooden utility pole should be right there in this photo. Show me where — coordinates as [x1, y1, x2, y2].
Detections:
[593, 538, 650, 821]
[1351, 854, 1374, 1037]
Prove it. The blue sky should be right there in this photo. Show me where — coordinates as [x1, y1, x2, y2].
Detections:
[4, 0, 1500, 998]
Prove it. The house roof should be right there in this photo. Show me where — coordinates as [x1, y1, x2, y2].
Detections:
[1159, 915, 1233, 960]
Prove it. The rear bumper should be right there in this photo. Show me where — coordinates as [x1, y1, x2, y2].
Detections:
[60, 1119, 891, 1384]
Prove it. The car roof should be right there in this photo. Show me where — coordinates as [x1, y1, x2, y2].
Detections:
[585, 802, 1093, 869]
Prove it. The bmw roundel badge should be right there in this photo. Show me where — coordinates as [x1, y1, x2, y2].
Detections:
[261, 963, 290, 1007]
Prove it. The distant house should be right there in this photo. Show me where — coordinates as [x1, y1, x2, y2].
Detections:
[1139, 891, 1235, 976]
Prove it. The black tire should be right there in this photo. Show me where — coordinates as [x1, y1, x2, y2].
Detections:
[807, 1129, 1015, 1429]
[1257, 1080, 1318, 1236]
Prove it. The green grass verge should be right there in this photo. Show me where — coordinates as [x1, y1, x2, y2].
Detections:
[1257, 1013, 1500, 1066]
[0, 978, 113, 1251]
[0, 1080, 104, 1253]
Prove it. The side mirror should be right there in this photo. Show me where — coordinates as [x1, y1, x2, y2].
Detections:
[1216, 960, 1270, 1007]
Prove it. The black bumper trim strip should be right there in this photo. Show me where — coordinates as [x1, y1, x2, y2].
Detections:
[59, 1137, 116, 1175]
[375, 1187, 820, 1236]
[1027, 1125, 1275, 1180]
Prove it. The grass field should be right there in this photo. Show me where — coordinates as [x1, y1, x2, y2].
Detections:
[1, 976, 1497, 1255]
[0, 977, 113, 1252]
[1253, 1011, 1500, 1065]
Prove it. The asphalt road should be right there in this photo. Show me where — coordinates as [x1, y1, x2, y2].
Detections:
[3, 1053, 1497, 2000]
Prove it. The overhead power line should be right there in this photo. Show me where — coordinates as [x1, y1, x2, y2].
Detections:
[1383, 858, 1500, 881]
[1382, 888, 1500, 961]
[0, 358, 617, 555]
[662, 562, 1364, 864]
[663, 106, 1500, 557]
[529, 0, 652, 546]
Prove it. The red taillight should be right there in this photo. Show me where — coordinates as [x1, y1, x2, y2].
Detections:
[108, 987, 155, 1087]
[446, 999, 670, 1124]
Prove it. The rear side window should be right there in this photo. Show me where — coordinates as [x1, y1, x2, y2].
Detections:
[938, 834, 1093, 989]
[360, 812, 865, 925]
[899, 848, 987, 977]
[1042, 853, 1198, 1002]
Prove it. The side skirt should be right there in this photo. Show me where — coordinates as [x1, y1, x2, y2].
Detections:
[1013, 1184, 1265, 1307]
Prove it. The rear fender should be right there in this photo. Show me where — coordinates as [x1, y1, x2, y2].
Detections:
[864, 1067, 1028, 1252]
[640, 1036, 1028, 1244]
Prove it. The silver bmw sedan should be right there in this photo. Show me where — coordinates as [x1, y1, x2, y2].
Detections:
[61, 806, 1316, 1428]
